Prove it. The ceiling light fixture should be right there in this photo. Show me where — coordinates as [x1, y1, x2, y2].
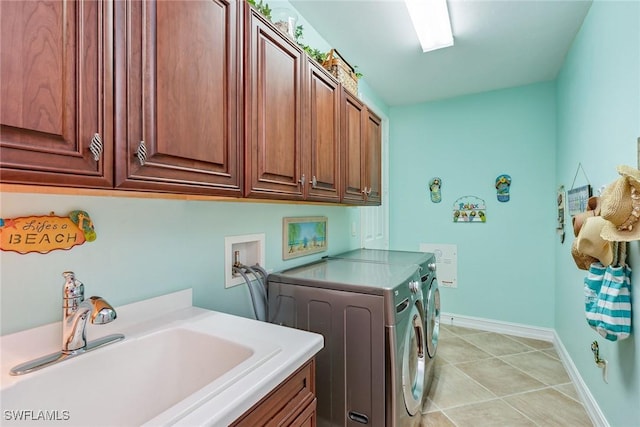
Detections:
[404, 0, 454, 53]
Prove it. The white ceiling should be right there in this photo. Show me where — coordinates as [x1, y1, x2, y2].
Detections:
[289, 0, 593, 106]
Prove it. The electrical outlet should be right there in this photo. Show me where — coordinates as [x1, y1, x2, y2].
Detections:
[224, 234, 266, 288]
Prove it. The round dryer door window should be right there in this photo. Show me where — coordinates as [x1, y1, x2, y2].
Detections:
[402, 300, 426, 415]
[426, 280, 441, 358]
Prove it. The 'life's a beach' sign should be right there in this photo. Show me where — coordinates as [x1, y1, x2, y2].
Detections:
[0, 211, 96, 254]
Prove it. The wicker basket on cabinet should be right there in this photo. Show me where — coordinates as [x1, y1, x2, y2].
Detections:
[322, 49, 359, 96]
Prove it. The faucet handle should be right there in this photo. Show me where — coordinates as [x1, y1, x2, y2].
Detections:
[62, 271, 84, 300]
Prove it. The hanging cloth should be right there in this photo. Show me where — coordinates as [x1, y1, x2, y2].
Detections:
[583, 242, 632, 341]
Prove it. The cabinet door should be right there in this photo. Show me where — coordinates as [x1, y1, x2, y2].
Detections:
[340, 88, 366, 204]
[305, 60, 340, 202]
[231, 359, 316, 426]
[0, 0, 113, 188]
[115, 0, 241, 195]
[244, 3, 304, 200]
[364, 109, 382, 205]
[290, 398, 317, 427]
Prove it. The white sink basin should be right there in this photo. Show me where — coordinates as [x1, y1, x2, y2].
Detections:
[0, 290, 323, 427]
[2, 328, 253, 426]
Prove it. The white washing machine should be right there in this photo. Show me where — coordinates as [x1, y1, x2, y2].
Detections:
[328, 249, 441, 396]
[268, 259, 427, 427]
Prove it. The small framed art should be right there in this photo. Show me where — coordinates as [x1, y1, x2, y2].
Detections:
[283, 216, 327, 260]
[567, 185, 592, 216]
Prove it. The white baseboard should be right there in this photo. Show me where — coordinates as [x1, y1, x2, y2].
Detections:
[441, 312, 607, 427]
[553, 331, 609, 427]
[440, 312, 555, 342]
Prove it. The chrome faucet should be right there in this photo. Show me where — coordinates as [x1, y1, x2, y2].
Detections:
[62, 271, 117, 353]
[9, 272, 124, 375]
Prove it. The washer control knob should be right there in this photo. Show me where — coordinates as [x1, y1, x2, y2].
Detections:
[409, 280, 420, 294]
[428, 262, 437, 272]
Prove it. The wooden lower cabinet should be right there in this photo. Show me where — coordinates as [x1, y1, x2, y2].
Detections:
[231, 358, 316, 427]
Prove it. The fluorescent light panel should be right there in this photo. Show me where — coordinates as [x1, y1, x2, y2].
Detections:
[405, 0, 454, 53]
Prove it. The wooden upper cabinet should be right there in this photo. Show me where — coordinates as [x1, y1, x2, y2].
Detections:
[341, 88, 366, 204]
[305, 59, 341, 202]
[365, 109, 382, 205]
[0, 0, 113, 188]
[1, 0, 379, 207]
[114, 0, 241, 195]
[244, 2, 305, 200]
[340, 88, 382, 206]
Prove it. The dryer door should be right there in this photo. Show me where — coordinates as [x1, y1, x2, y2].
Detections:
[402, 299, 426, 415]
[426, 278, 441, 358]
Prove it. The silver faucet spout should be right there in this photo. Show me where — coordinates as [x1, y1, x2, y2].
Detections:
[9, 272, 123, 376]
[61, 271, 117, 353]
[63, 296, 117, 353]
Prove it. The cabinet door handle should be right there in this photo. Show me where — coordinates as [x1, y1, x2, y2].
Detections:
[136, 141, 148, 166]
[299, 174, 306, 187]
[89, 133, 103, 162]
[311, 175, 317, 188]
[362, 187, 368, 195]
[366, 187, 372, 196]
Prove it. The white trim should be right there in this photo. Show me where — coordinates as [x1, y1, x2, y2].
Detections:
[553, 331, 610, 427]
[441, 312, 607, 427]
[440, 312, 554, 342]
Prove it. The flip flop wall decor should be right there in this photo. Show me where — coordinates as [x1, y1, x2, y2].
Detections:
[495, 174, 512, 202]
[429, 177, 442, 203]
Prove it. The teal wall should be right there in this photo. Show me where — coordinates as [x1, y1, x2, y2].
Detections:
[389, 81, 557, 328]
[389, 1, 639, 424]
[0, 193, 360, 335]
[555, 1, 640, 426]
[2, 1, 638, 424]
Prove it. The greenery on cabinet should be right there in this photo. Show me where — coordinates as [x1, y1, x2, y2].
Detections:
[294, 25, 326, 64]
[247, 0, 272, 19]
[247, 0, 363, 78]
[353, 65, 363, 79]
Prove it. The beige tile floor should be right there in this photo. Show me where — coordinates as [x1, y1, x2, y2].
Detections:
[421, 325, 594, 427]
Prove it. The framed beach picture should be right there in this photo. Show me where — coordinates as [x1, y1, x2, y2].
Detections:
[283, 216, 327, 260]
[567, 184, 592, 217]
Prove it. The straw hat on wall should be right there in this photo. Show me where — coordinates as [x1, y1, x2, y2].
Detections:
[600, 165, 640, 242]
[573, 216, 614, 269]
[571, 196, 601, 237]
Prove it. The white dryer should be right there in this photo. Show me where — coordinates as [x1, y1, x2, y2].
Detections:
[268, 259, 427, 427]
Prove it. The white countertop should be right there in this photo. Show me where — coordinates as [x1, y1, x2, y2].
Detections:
[0, 289, 323, 426]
